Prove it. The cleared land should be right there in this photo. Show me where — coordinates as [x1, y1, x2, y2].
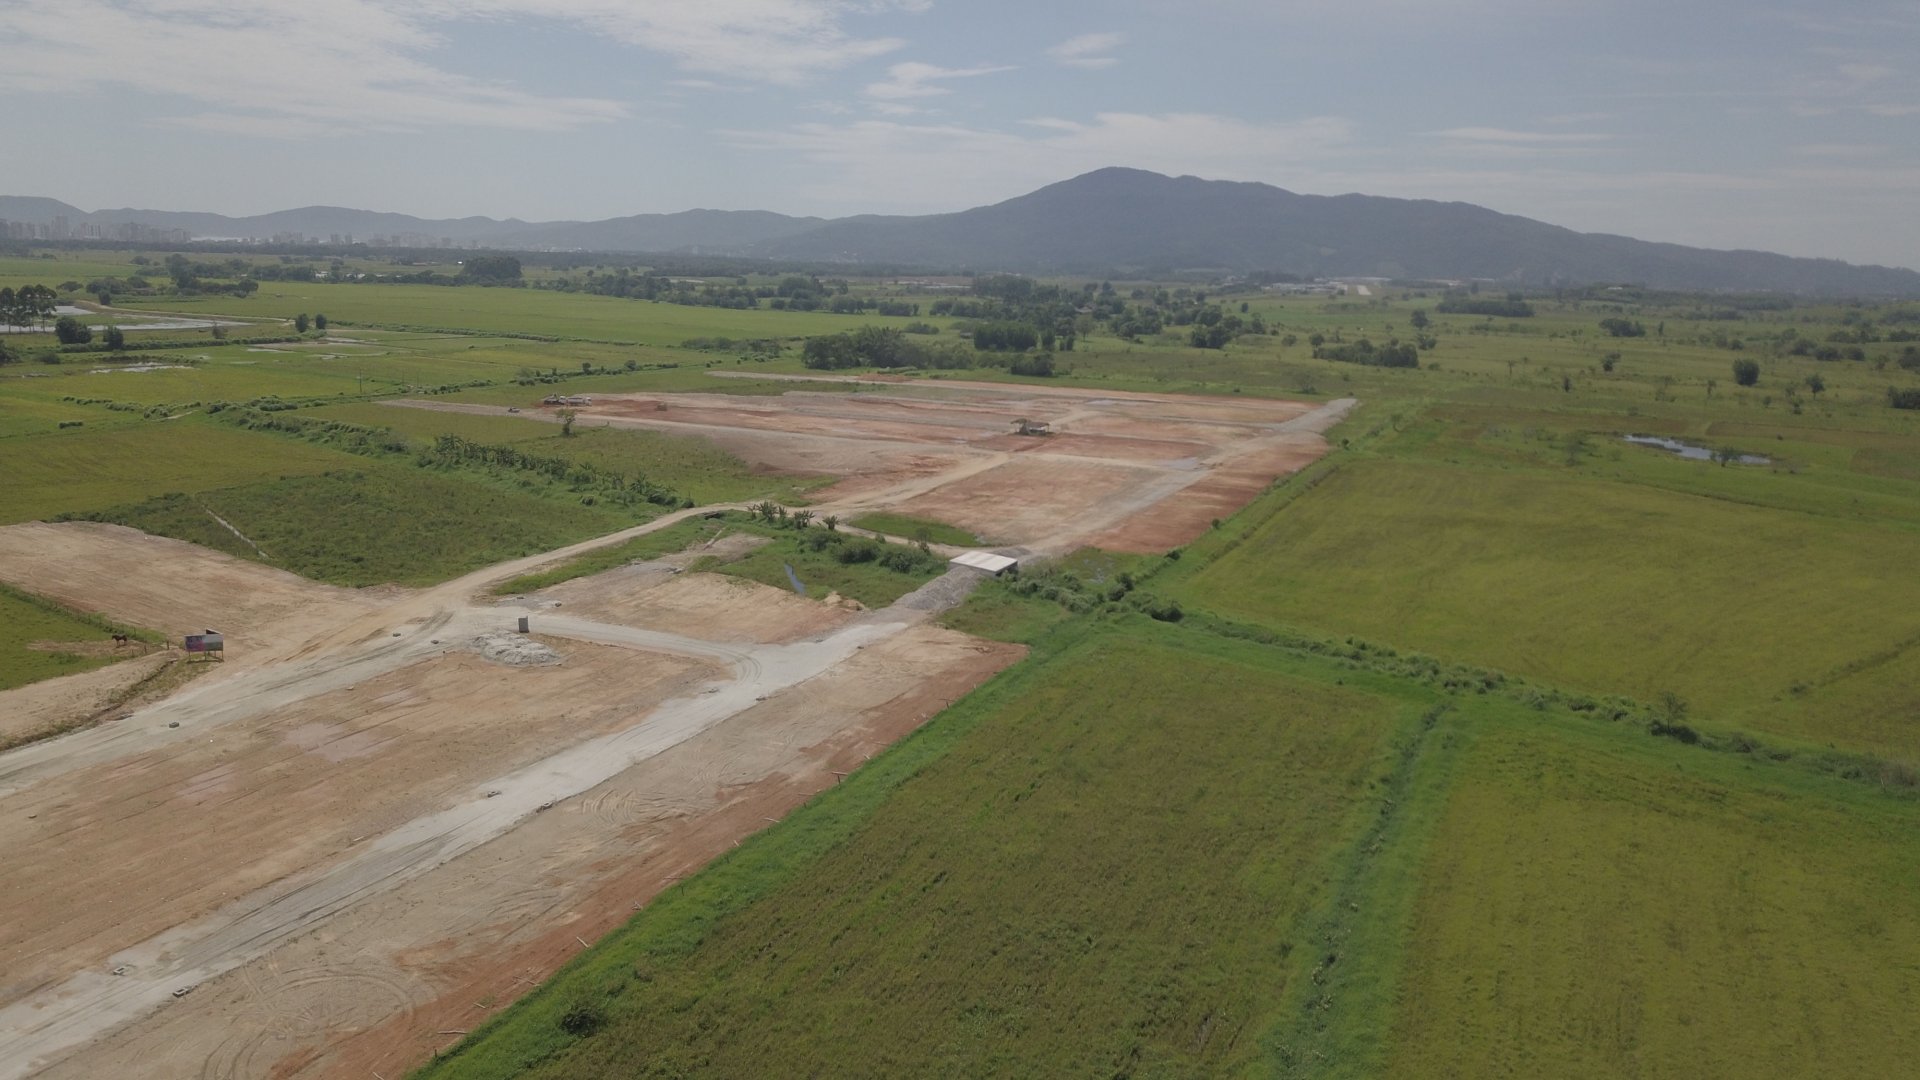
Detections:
[397, 378, 1344, 554]
[0, 519, 1020, 1080]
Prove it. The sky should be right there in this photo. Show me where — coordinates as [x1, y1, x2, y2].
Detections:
[1, 0, 1916, 267]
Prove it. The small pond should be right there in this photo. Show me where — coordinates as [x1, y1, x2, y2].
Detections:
[1622, 434, 1770, 465]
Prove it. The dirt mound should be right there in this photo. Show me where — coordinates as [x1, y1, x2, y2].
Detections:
[469, 632, 562, 667]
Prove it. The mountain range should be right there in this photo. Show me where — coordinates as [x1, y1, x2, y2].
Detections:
[5, 169, 1916, 296]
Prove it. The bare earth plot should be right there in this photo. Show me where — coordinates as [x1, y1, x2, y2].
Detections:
[396, 377, 1350, 554]
[0, 521, 1020, 1080]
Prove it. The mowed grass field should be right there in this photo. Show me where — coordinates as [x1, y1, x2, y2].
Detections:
[417, 623, 1413, 1079]
[1382, 707, 1920, 1080]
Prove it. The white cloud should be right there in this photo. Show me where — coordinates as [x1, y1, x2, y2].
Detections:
[450, 0, 926, 84]
[1047, 31, 1124, 69]
[864, 61, 1013, 101]
[0, 0, 923, 136]
[1427, 127, 1616, 144]
[1793, 142, 1890, 158]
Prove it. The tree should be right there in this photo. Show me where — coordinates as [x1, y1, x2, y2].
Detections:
[294, 313, 311, 334]
[557, 408, 578, 437]
[54, 315, 93, 345]
[104, 325, 126, 350]
[1409, 309, 1430, 329]
[0, 341, 15, 366]
[314, 313, 328, 332]
[1732, 358, 1760, 386]
[1805, 372, 1825, 395]
[1, 284, 56, 331]
[459, 255, 523, 285]
[1601, 352, 1619, 372]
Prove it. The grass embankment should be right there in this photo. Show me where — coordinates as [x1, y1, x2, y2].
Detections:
[491, 517, 727, 595]
[847, 510, 983, 547]
[415, 622, 1413, 1079]
[0, 582, 162, 691]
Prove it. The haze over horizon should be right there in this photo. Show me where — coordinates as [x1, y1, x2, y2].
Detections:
[2, 1, 1916, 268]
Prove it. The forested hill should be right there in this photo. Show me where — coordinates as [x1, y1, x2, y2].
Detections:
[5, 170, 1917, 295]
[751, 168, 1920, 294]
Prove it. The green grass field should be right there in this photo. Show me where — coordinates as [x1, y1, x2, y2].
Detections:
[80, 467, 632, 587]
[416, 622, 1411, 1079]
[0, 583, 158, 691]
[1382, 708, 1920, 1079]
[1176, 434, 1920, 758]
[0, 418, 359, 524]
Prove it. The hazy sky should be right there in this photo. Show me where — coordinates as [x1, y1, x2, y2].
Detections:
[2, 0, 1916, 267]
